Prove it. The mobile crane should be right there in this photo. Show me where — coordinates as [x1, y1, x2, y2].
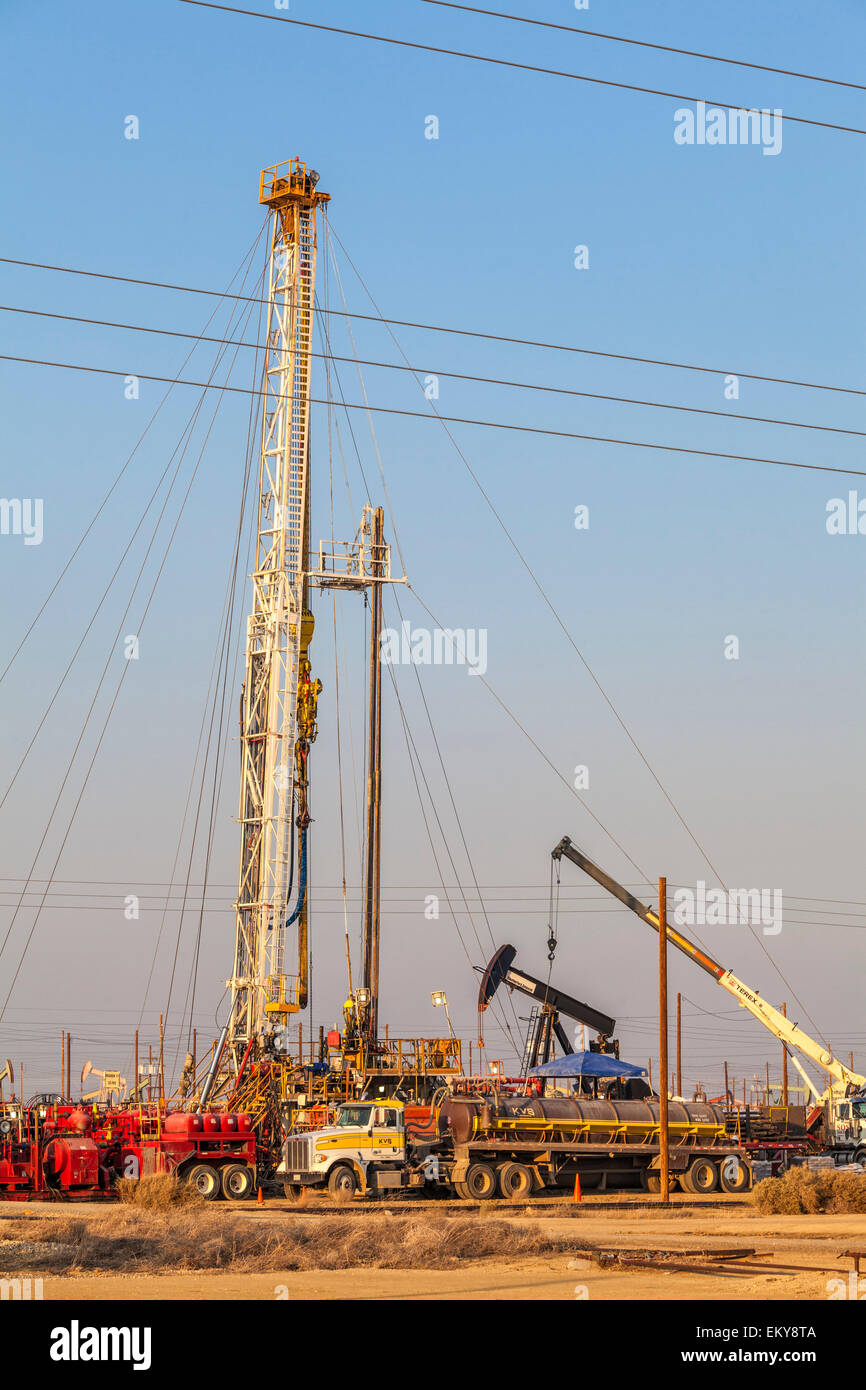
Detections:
[552, 836, 866, 1162]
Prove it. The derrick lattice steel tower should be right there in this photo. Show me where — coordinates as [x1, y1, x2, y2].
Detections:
[227, 159, 329, 1058]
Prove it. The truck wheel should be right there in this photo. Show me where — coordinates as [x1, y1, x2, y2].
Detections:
[464, 1162, 497, 1200]
[221, 1163, 254, 1201]
[283, 1182, 306, 1203]
[719, 1156, 751, 1193]
[683, 1157, 719, 1194]
[186, 1163, 221, 1201]
[328, 1165, 359, 1202]
[497, 1162, 533, 1199]
[641, 1172, 662, 1193]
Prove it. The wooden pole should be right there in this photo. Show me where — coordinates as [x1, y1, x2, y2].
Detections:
[66, 1033, 71, 1101]
[192, 1029, 197, 1080]
[782, 1004, 788, 1106]
[765, 1061, 770, 1106]
[148, 1045, 153, 1102]
[658, 876, 670, 1206]
[724, 1060, 730, 1106]
[134, 1031, 139, 1103]
[362, 507, 384, 1043]
[676, 992, 682, 1098]
[158, 1014, 164, 1102]
[60, 1031, 65, 1097]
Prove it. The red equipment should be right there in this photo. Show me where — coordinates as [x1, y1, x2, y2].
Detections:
[0, 1102, 256, 1202]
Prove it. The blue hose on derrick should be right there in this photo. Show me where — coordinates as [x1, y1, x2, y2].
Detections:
[283, 824, 307, 928]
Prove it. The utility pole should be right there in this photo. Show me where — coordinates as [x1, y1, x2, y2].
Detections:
[158, 1016, 164, 1103]
[66, 1033, 71, 1101]
[765, 1061, 770, 1106]
[782, 1003, 788, 1106]
[724, 1060, 730, 1106]
[60, 1031, 65, 1098]
[658, 876, 670, 1206]
[676, 992, 682, 1097]
[362, 506, 384, 1044]
[134, 1031, 139, 1104]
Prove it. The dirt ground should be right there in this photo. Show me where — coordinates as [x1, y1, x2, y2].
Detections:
[5, 1192, 864, 1301]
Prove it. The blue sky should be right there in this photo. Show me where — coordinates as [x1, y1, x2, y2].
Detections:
[0, 0, 864, 1095]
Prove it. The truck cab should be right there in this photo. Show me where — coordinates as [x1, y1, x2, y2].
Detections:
[280, 1100, 415, 1199]
[832, 1094, 866, 1159]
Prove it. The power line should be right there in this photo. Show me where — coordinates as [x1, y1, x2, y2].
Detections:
[0, 876, 862, 908]
[3, 255, 863, 399]
[0, 233, 266, 689]
[3, 350, 865, 478]
[176, 0, 866, 138]
[3, 300, 864, 442]
[0, 294, 259, 1026]
[1, 901, 863, 928]
[422, 1, 866, 93]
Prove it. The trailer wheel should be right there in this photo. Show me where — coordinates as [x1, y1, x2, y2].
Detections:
[641, 1172, 662, 1193]
[186, 1163, 221, 1201]
[682, 1157, 719, 1194]
[328, 1164, 359, 1202]
[497, 1162, 533, 1199]
[221, 1163, 254, 1201]
[718, 1155, 751, 1193]
[283, 1181, 306, 1203]
[463, 1162, 497, 1200]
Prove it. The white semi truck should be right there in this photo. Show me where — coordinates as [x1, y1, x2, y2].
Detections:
[280, 1100, 440, 1199]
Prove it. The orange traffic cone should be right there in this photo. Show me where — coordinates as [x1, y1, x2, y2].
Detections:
[257, 1186, 264, 1206]
[572, 1173, 582, 1203]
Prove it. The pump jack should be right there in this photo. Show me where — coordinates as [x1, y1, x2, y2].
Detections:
[477, 944, 618, 1069]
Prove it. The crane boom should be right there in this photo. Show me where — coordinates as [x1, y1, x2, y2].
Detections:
[553, 837, 866, 1096]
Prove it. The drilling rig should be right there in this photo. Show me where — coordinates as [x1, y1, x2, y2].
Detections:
[199, 160, 461, 1163]
[225, 158, 328, 1064]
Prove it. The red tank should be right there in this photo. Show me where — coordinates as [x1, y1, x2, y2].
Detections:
[221, 1113, 238, 1134]
[42, 1136, 99, 1189]
[165, 1112, 203, 1136]
[236, 1113, 251, 1134]
[202, 1113, 222, 1136]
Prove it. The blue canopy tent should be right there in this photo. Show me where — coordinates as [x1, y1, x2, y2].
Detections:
[528, 1052, 647, 1080]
